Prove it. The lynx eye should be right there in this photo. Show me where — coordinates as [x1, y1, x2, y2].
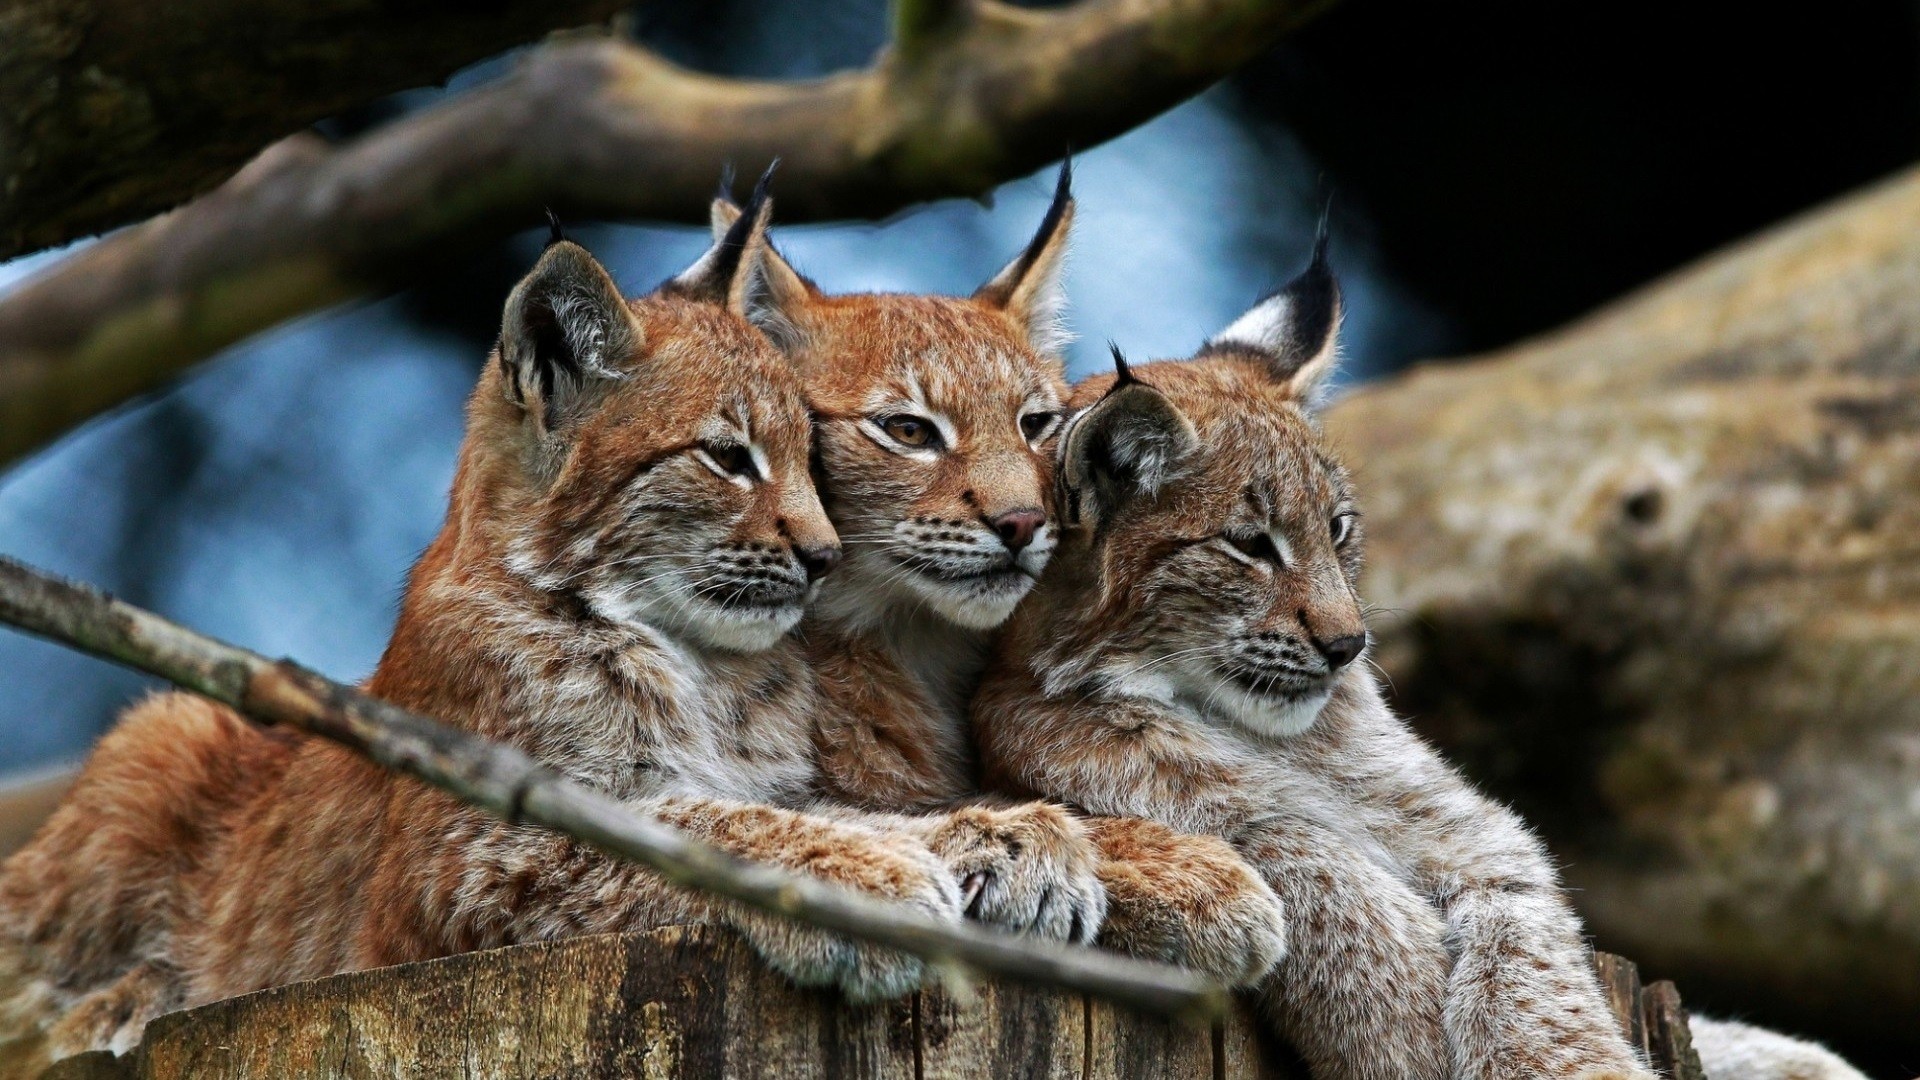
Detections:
[1222, 530, 1283, 565]
[1019, 411, 1060, 441]
[1330, 512, 1356, 548]
[877, 415, 940, 449]
[699, 441, 758, 480]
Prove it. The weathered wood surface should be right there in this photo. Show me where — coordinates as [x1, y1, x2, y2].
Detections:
[1326, 161, 1920, 1042]
[40, 926, 1293, 1079]
[1591, 954, 1705, 1080]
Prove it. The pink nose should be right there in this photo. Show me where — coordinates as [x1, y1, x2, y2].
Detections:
[990, 509, 1046, 554]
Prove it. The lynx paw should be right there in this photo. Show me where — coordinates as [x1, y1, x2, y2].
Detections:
[929, 803, 1106, 944]
[740, 836, 961, 1003]
[1167, 876, 1287, 986]
[1080, 820, 1284, 985]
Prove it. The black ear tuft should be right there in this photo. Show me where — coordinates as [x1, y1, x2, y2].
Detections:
[1277, 228, 1338, 365]
[544, 208, 566, 248]
[999, 156, 1072, 295]
[1200, 224, 1345, 404]
[974, 157, 1076, 355]
[719, 160, 777, 273]
[1108, 341, 1136, 388]
[672, 160, 776, 305]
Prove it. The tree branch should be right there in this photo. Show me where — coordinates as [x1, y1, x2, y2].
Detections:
[0, 0, 631, 259]
[0, 0, 1334, 469]
[0, 555, 1229, 1021]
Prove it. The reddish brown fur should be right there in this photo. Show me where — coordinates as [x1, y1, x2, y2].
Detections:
[0, 229, 965, 1071]
[718, 186, 1286, 975]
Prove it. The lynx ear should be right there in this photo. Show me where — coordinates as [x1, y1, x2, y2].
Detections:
[1204, 227, 1343, 406]
[709, 180, 816, 350]
[671, 163, 782, 316]
[1058, 347, 1197, 531]
[499, 240, 637, 431]
[975, 159, 1074, 357]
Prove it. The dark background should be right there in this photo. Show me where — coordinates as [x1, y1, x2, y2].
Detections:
[2, 1, 1915, 1069]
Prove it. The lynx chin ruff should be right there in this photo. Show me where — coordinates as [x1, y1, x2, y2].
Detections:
[972, 239, 1657, 1080]
[0, 182, 964, 1073]
[712, 163, 1288, 984]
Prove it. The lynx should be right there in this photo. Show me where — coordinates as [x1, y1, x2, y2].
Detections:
[970, 238, 1658, 1080]
[0, 185, 964, 1071]
[712, 165, 1288, 984]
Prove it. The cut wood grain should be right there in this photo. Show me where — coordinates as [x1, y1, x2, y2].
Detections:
[39, 927, 1294, 1080]
[33, 940, 1697, 1079]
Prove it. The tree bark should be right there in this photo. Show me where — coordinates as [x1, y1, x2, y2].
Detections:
[1326, 161, 1920, 1043]
[0, 0, 1334, 470]
[36, 926, 1290, 1080]
[0, 0, 631, 259]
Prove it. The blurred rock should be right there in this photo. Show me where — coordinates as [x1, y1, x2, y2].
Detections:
[1328, 163, 1920, 1048]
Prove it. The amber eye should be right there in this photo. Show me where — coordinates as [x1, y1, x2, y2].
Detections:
[1223, 530, 1283, 564]
[1330, 512, 1356, 548]
[1019, 411, 1059, 441]
[702, 441, 757, 479]
[878, 415, 939, 449]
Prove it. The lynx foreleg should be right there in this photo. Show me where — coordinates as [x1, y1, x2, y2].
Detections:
[1442, 878, 1652, 1080]
[1380, 772, 1651, 1075]
[443, 796, 963, 1003]
[1241, 820, 1452, 1080]
[1082, 816, 1285, 987]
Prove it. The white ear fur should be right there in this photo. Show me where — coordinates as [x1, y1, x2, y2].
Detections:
[1206, 233, 1344, 406]
[1058, 352, 1198, 529]
[709, 197, 740, 242]
[498, 241, 637, 430]
[976, 160, 1075, 357]
[707, 195, 814, 350]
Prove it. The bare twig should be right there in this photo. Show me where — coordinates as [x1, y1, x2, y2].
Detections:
[0, 555, 1229, 1021]
[0, 0, 629, 258]
[0, 0, 1336, 469]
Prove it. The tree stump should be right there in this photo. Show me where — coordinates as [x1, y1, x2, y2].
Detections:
[32, 931, 1704, 1079]
[38, 926, 1294, 1079]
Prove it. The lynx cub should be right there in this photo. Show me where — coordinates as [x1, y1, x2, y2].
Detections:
[972, 239, 1655, 1080]
[713, 166, 1288, 982]
[0, 185, 960, 1071]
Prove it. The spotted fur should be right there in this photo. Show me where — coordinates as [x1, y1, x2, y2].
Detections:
[710, 166, 1286, 982]
[0, 194, 962, 1072]
[1689, 1018, 1870, 1080]
[973, 251, 1656, 1080]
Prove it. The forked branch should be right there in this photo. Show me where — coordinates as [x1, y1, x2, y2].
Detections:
[0, 556, 1229, 1020]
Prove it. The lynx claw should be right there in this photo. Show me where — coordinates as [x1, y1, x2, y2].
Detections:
[960, 871, 989, 913]
[931, 803, 1108, 945]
